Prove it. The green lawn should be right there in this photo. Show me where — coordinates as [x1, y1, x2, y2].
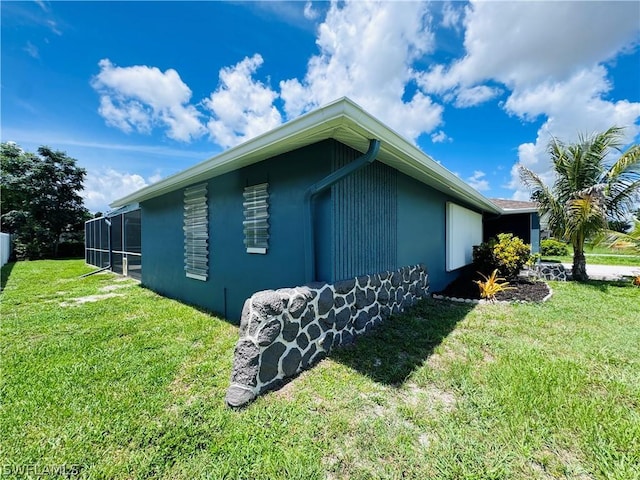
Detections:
[543, 243, 640, 267]
[2, 260, 639, 479]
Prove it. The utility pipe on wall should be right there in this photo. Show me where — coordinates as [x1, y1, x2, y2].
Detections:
[303, 138, 381, 283]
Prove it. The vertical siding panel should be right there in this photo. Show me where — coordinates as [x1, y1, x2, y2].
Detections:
[331, 142, 397, 280]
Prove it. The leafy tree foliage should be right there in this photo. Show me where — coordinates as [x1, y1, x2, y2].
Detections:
[1, 143, 90, 259]
[520, 127, 640, 281]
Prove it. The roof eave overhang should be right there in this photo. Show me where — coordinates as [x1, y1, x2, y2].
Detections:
[110, 97, 501, 214]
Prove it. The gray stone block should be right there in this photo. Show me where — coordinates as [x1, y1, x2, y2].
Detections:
[300, 304, 315, 329]
[317, 287, 334, 315]
[355, 287, 370, 309]
[289, 295, 308, 319]
[355, 310, 370, 330]
[334, 296, 346, 308]
[319, 310, 336, 331]
[296, 333, 309, 350]
[282, 348, 302, 377]
[357, 275, 369, 288]
[257, 319, 282, 346]
[307, 323, 321, 341]
[225, 385, 256, 408]
[259, 341, 286, 384]
[301, 344, 317, 369]
[230, 339, 260, 386]
[282, 314, 300, 342]
[334, 306, 351, 329]
[377, 288, 390, 305]
[341, 330, 355, 346]
[320, 332, 334, 352]
[334, 278, 356, 294]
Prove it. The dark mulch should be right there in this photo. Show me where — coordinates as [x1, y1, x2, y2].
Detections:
[434, 273, 550, 302]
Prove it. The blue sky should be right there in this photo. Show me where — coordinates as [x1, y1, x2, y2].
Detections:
[2, 1, 639, 213]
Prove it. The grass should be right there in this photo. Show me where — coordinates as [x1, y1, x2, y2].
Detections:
[543, 243, 640, 267]
[2, 260, 639, 479]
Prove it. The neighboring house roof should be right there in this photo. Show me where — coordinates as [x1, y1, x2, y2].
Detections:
[490, 198, 540, 214]
[111, 97, 501, 214]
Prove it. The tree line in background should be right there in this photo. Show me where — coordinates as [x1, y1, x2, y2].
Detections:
[1, 142, 91, 260]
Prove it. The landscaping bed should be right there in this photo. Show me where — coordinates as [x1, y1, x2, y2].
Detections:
[434, 273, 551, 302]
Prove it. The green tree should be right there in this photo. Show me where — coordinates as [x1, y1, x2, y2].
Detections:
[520, 127, 640, 281]
[1, 143, 90, 259]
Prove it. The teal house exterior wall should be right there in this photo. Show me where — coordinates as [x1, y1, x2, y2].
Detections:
[141, 141, 334, 320]
[140, 139, 480, 321]
[396, 174, 477, 292]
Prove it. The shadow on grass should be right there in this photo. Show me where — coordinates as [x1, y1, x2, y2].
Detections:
[577, 279, 635, 293]
[1, 262, 16, 291]
[330, 298, 474, 386]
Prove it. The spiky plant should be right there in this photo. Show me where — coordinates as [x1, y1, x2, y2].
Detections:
[474, 269, 515, 302]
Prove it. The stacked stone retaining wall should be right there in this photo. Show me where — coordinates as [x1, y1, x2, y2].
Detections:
[225, 264, 429, 407]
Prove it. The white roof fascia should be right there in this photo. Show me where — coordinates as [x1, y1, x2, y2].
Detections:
[110, 97, 501, 214]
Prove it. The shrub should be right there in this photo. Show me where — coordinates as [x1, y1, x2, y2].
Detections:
[541, 238, 569, 256]
[474, 269, 514, 301]
[473, 233, 531, 279]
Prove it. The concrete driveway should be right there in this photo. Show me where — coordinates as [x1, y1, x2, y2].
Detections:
[561, 263, 640, 281]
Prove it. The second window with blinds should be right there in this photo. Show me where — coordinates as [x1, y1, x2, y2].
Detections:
[243, 183, 270, 254]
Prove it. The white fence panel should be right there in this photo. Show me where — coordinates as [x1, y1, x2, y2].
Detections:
[0, 233, 11, 267]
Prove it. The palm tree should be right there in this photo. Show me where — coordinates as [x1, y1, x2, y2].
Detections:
[520, 127, 640, 281]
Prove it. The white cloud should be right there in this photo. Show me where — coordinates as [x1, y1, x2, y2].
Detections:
[453, 85, 501, 108]
[24, 41, 39, 59]
[280, 0, 443, 142]
[441, 2, 462, 30]
[304, 1, 318, 20]
[507, 66, 640, 200]
[82, 168, 149, 212]
[431, 130, 452, 144]
[202, 54, 282, 148]
[412, 1, 640, 199]
[91, 59, 206, 142]
[467, 170, 489, 191]
[422, 1, 639, 93]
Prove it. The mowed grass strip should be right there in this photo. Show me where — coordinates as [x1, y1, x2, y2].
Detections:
[1, 260, 639, 479]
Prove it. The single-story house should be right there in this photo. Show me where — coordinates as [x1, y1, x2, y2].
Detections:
[96, 97, 538, 321]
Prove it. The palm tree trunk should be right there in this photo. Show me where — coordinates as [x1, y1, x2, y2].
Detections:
[572, 241, 588, 281]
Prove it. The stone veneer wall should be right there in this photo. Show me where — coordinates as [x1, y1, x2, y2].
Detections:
[532, 262, 567, 281]
[225, 264, 429, 407]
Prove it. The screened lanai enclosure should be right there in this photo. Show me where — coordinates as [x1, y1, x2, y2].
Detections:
[84, 208, 142, 280]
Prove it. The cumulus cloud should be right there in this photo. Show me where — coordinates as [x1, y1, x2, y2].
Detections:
[280, 1, 443, 142]
[421, 1, 640, 93]
[304, 1, 318, 20]
[202, 54, 282, 148]
[82, 168, 150, 212]
[507, 67, 640, 200]
[413, 0, 640, 199]
[92, 59, 206, 142]
[431, 130, 452, 144]
[467, 170, 489, 191]
[441, 1, 462, 30]
[453, 85, 501, 108]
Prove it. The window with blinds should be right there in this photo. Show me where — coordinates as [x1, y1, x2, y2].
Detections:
[243, 183, 269, 254]
[184, 183, 208, 280]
